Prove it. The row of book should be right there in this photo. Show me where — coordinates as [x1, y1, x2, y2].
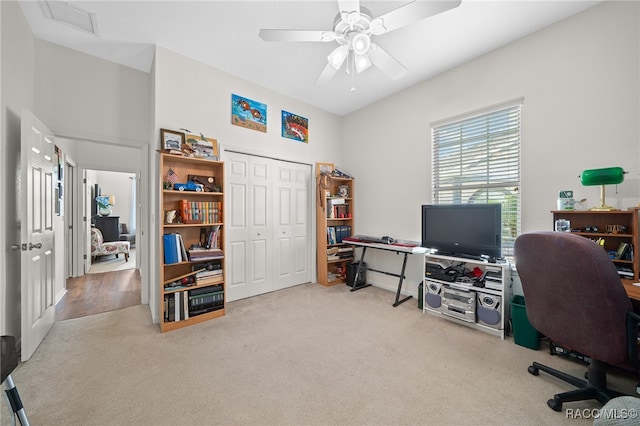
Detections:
[327, 246, 353, 261]
[164, 260, 224, 290]
[164, 233, 224, 264]
[179, 200, 222, 224]
[327, 198, 350, 219]
[163, 284, 224, 322]
[327, 225, 352, 245]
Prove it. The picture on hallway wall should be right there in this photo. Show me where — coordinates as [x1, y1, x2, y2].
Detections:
[281, 110, 308, 143]
[231, 94, 267, 133]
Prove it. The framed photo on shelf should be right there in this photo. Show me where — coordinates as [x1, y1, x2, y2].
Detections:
[160, 128, 185, 151]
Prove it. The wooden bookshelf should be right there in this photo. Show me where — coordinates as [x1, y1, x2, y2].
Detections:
[159, 153, 225, 332]
[316, 162, 355, 286]
[552, 209, 639, 282]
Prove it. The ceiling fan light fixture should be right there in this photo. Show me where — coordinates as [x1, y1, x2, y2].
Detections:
[354, 53, 372, 73]
[351, 33, 371, 56]
[328, 45, 349, 70]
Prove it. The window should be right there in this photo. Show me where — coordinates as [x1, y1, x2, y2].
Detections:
[431, 100, 521, 256]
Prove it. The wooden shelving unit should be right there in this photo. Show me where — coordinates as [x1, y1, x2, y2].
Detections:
[316, 163, 355, 286]
[159, 153, 225, 332]
[551, 209, 639, 284]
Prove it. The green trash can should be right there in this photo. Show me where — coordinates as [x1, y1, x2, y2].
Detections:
[511, 295, 540, 350]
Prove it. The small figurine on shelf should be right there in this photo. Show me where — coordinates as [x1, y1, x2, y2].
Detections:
[165, 210, 177, 224]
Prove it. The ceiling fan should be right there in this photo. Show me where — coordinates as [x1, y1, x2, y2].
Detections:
[259, 0, 462, 89]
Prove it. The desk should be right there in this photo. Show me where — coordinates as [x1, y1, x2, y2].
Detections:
[622, 279, 640, 301]
[343, 237, 427, 307]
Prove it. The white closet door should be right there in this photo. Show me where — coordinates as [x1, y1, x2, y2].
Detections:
[272, 160, 311, 290]
[226, 152, 311, 302]
[226, 152, 272, 301]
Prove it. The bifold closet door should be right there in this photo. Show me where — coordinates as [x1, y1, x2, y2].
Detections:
[226, 152, 311, 302]
[272, 161, 311, 291]
[227, 153, 272, 301]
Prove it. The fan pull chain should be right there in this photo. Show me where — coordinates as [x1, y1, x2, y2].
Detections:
[348, 52, 356, 92]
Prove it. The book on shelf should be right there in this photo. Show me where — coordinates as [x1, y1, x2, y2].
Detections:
[163, 233, 189, 264]
[197, 275, 224, 286]
[188, 247, 224, 261]
[179, 200, 222, 224]
[616, 264, 634, 278]
[615, 242, 631, 260]
[164, 285, 225, 322]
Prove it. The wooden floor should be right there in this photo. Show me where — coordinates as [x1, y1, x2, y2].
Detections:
[56, 269, 141, 321]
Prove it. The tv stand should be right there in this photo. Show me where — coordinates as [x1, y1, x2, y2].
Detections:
[423, 253, 511, 338]
[436, 252, 494, 263]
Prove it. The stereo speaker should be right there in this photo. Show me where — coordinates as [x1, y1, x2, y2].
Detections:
[425, 281, 442, 309]
[476, 292, 502, 329]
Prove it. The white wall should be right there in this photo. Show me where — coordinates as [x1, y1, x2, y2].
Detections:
[150, 46, 344, 322]
[341, 1, 640, 296]
[94, 170, 135, 227]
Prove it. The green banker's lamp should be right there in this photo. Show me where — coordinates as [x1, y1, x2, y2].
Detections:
[578, 166, 627, 211]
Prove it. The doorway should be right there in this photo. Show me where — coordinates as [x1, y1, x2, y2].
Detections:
[57, 168, 140, 321]
[86, 170, 138, 275]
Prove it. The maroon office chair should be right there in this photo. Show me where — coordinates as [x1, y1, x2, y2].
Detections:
[514, 231, 640, 412]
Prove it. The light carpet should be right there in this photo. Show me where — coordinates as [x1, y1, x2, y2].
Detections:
[2, 283, 638, 425]
[88, 248, 136, 274]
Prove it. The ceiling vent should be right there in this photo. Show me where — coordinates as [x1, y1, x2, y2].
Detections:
[39, 1, 99, 35]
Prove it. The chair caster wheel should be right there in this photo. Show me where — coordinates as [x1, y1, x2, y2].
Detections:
[547, 398, 562, 412]
[528, 365, 539, 376]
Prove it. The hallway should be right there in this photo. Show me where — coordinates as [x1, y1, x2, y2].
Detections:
[56, 269, 141, 321]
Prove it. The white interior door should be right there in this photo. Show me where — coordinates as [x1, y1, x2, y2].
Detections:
[226, 152, 272, 301]
[20, 108, 56, 361]
[272, 160, 311, 290]
[226, 152, 311, 301]
[83, 171, 92, 273]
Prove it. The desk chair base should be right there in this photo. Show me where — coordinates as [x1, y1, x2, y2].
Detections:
[528, 359, 624, 412]
[3, 374, 30, 426]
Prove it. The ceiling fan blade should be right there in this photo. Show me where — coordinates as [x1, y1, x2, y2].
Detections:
[374, 0, 461, 34]
[315, 62, 339, 85]
[259, 29, 334, 42]
[338, 0, 360, 15]
[369, 43, 408, 80]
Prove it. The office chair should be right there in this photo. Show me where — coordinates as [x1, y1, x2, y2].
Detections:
[1, 336, 30, 425]
[514, 231, 640, 412]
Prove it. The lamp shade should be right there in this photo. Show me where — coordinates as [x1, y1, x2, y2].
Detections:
[328, 45, 349, 70]
[579, 167, 626, 186]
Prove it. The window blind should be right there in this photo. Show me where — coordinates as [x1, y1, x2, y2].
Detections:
[432, 102, 521, 256]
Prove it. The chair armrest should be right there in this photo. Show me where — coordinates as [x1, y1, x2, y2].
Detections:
[626, 311, 640, 369]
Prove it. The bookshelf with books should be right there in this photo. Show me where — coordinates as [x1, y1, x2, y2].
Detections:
[316, 162, 355, 286]
[159, 152, 225, 332]
[551, 209, 639, 284]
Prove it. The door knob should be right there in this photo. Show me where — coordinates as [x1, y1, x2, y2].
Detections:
[29, 242, 42, 250]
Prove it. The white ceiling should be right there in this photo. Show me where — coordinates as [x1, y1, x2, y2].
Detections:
[19, 0, 602, 116]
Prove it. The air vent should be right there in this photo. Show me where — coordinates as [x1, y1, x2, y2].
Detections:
[39, 1, 99, 35]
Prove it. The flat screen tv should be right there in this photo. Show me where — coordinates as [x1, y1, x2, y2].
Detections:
[421, 203, 502, 260]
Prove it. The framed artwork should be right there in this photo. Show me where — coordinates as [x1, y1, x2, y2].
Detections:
[231, 94, 267, 133]
[185, 133, 219, 160]
[160, 128, 185, 151]
[281, 110, 308, 143]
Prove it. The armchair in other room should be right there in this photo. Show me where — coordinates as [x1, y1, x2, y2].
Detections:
[91, 227, 130, 262]
[514, 231, 640, 412]
[119, 223, 135, 247]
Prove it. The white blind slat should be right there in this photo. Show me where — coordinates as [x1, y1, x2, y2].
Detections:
[432, 103, 522, 256]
